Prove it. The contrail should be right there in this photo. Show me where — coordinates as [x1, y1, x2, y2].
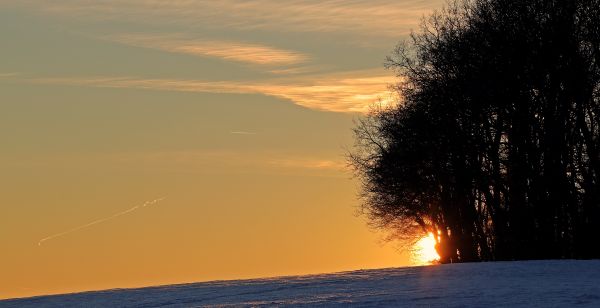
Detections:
[230, 131, 257, 135]
[38, 197, 165, 246]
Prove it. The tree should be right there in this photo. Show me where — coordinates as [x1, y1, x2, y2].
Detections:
[350, 0, 600, 263]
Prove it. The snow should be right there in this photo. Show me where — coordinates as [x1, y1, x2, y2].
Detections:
[2, 260, 600, 307]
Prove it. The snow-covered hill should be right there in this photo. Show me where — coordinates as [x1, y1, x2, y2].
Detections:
[2, 260, 599, 307]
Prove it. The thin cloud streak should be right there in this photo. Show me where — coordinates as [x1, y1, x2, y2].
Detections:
[16, 71, 395, 113]
[37, 198, 165, 246]
[0, 72, 20, 78]
[230, 131, 257, 135]
[110, 34, 309, 66]
[259, 75, 397, 113]
[269, 158, 345, 171]
[8, 0, 444, 38]
[126, 150, 347, 173]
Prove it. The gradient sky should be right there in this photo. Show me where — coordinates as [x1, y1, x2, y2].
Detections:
[0, 0, 444, 299]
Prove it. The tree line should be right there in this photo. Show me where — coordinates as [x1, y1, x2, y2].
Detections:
[350, 0, 600, 263]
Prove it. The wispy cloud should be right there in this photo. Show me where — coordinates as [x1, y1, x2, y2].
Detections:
[133, 150, 347, 174]
[257, 74, 397, 113]
[269, 158, 345, 171]
[13, 70, 395, 113]
[0, 72, 20, 78]
[5, 150, 347, 178]
[8, 0, 444, 38]
[110, 34, 309, 66]
[230, 131, 257, 135]
[267, 65, 326, 75]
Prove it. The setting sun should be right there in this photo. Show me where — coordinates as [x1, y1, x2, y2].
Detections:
[413, 233, 441, 265]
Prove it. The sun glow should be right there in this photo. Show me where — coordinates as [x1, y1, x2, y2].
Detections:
[413, 233, 441, 265]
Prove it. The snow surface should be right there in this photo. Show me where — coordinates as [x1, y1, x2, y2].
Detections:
[2, 260, 600, 307]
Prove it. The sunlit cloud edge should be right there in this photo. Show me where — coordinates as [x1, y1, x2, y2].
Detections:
[7, 70, 397, 113]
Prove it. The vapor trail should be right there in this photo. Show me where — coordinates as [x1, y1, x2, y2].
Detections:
[37, 197, 165, 246]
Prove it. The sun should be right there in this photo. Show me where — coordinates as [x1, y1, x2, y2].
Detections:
[412, 233, 441, 265]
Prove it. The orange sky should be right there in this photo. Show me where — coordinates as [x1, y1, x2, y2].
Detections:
[0, 0, 444, 299]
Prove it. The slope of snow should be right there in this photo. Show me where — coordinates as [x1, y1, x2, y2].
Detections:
[2, 260, 600, 307]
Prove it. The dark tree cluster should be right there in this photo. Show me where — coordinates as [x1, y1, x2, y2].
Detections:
[350, 0, 600, 263]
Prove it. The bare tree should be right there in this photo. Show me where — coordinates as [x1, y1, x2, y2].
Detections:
[350, 0, 600, 263]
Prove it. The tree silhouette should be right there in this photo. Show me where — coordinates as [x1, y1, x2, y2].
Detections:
[350, 0, 600, 263]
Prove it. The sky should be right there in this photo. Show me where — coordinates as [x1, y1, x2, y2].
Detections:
[0, 0, 444, 299]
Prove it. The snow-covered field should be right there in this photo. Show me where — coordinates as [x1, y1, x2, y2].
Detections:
[2, 260, 600, 307]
